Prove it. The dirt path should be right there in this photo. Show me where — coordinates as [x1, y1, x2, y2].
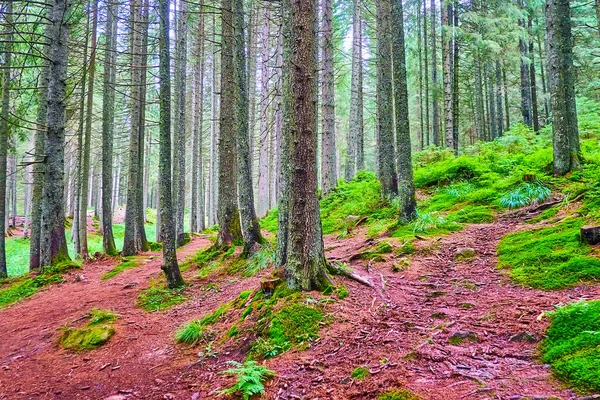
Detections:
[1, 218, 598, 399]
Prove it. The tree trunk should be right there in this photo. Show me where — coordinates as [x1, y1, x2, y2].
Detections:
[518, 0, 532, 128]
[208, 13, 220, 227]
[528, 15, 540, 133]
[473, 53, 485, 140]
[320, 0, 336, 196]
[417, 3, 424, 150]
[376, 0, 397, 199]
[495, 60, 504, 136]
[537, 32, 550, 126]
[158, 0, 184, 288]
[0, 0, 12, 277]
[346, 0, 363, 180]
[191, 4, 205, 233]
[487, 62, 497, 139]
[233, 0, 263, 255]
[431, 0, 440, 146]
[451, 3, 459, 152]
[546, 0, 580, 176]
[257, 2, 270, 218]
[216, 0, 243, 248]
[422, 0, 430, 147]
[391, 0, 417, 222]
[40, 0, 71, 268]
[173, 0, 188, 245]
[442, 2, 453, 149]
[280, 0, 328, 291]
[101, 0, 118, 256]
[502, 64, 510, 129]
[79, 0, 98, 259]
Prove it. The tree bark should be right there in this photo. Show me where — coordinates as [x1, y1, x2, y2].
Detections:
[280, 0, 329, 291]
[473, 53, 484, 140]
[256, 2, 270, 217]
[40, 0, 70, 268]
[546, 0, 580, 176]
[158, 0, 184, 288]
[451, 2, 459, 152]
[431, 0, 440, 146]
[346, 0, 363, 180]
[495, 60, 504, 136]
[0, 0, 12, 277]
[216, 0, 243, 248]
[376, 0, 397, 199]
[234, 0, 263, 254]
[518, 0, 532, 128]
[191, 4, 205, 233]
[528, 15, 540, 133]
[101, 0, 118, 256]
[320, 0, 336, 196]
[442, 1, 453, 149]
[391, 0, 417, 222]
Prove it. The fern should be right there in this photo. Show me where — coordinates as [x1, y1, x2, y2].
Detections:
[219, 360, 275, 400]
[499, 181, 551, 209]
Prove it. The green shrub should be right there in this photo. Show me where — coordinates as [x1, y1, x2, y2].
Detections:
[414, 157, 482, 188]
[219, 360, 275, 400]
[541, 300, 600, 392]
[498, 218, 600, 289]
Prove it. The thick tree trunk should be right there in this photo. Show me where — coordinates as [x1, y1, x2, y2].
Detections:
[101, 0, 118, 256]
[158, 0, 184, 288]
[376, 0, 397, 199]
[208, 15, 220, 227]
[173, 0, 188, 245]
[79, 0, 98, 259]
[546, 0, 580, 176]
[0, 1, 12, 277]
[216, 0, 243, 248]
[280, 0, 328, 291]
[537, 32, 550, 126]
[417, 4, 424, 150]
[320, 0, 336, 196]
[247, 4, 258, 173]
[273, 30, 284, 202]
[346, 0, 363, 180]
[40, 0, 70, 268]
[391, 0, 417, 222]
[451, 3, 459, 152]
[256, 2, 270, 217]
[487, 62, 497, 139]
[495, 60, 504, 136]
[234, 0, 263, 254]
[518, 0, 532, 128]
[473, 54, 485, 141]
[423, 0, 430, 147]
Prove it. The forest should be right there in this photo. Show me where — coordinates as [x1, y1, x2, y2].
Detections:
[0, 0, 599, 398]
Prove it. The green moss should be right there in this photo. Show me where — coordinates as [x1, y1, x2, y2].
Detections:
[541, 301, 600, 392]
[200, 303, 231, 326]
[138, 282, 187, 311]
[378, 389, 421, 400]
[335, 285, 349, 299]
[59, 309, 119, 351]
[351, 366, 370, 380]
[447, 205, 495, 224]
[360, 241, 394, 261]
[101, 260, 140, 280]
[527, 206, 560, 224]
[498, 218, 600, 290]
[414, 156, 482, 188]
[268, 303, 323, 348]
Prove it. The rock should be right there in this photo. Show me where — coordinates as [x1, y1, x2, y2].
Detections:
[509, 331, 537, 343]
[449, 330, 478, 345]
[392, 257, 410, 272]
[581, 226, 600, 245]
[454, 247, 476, 261]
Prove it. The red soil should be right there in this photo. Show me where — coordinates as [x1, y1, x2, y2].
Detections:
[1, 216, 597, 400]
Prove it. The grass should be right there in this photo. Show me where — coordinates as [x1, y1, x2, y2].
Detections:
[138, 281, 187, 311]
[0, 261, 80, 309]
[175, 320, 206, 345]
[218, 360, 275, 400]
[497, 218, 600, 290]
[541, 300, 600, 392]
[101, 259, 141, 280]
[59, 309, 120, 352]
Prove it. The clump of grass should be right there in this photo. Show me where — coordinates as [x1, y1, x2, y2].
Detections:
[101, 259, 140, 280]
[378, 389, 421, 400]
[499, 182, 551, 209]
[175, 320, 205, 345]
[541, 300, 600, 392]
[219, 360, 275, 400]
[244, 243, 276, 277]
[59, 309, 120, 351]
[351, 366, 370, 380]
[498, 218, 600, 290]
[0, 262, 79, 309]
[138, 282, 187, 311]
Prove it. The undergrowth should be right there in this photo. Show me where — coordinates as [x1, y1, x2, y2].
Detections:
[138, 281, 187, 311]
[101, 259, 140, 280]
[0, 261, 80, 309]
[219, 360, 275, 400]
[498, 218, 600, 290]
[541, 300, 600, 392]
[378, 389, 421, 400]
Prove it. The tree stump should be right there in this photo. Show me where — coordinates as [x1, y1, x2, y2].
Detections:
[260, 276, 281, 297]
[581, 226, 600, 245]
[523, 174, 537, 182]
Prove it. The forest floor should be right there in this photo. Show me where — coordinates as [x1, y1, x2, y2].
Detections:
[0, 210, 598, 400]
